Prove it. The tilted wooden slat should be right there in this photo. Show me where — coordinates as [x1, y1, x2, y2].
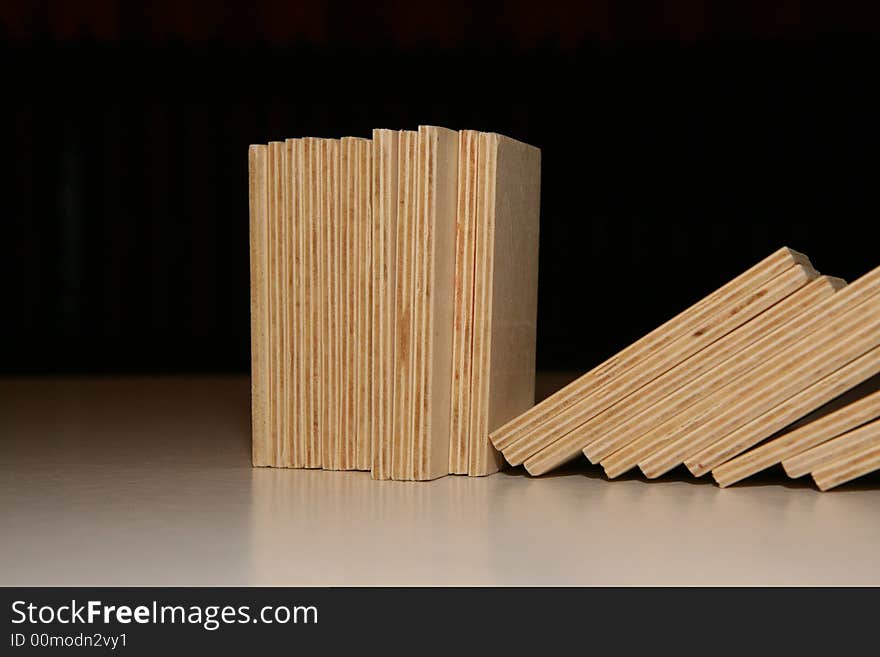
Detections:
[638, 292, 880, 478]
[490, 247, 811, 456]
[602, 265, 880, 478]
[520, 264, 822, 474]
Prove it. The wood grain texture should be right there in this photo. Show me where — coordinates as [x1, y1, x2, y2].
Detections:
[302, 138, 322, 468]
[248, 144, 271, 467]
[468, 133, 494, 477]
[391, 131, 418, 480]
[317, 140, 340, 469]
[580, 275, 842, 464]
[356, 138, 373, 471]
[339, 138, 357, 470]
[601, 265, 880, 478]
[637, 292, 880, 478]
[811, 431, 880, 490]
[314, 139, 329, 468]
[408, 126, 459, 480]
[409, 130, 428, 480]
[785, 413, 880, 479]
[249, 127, 540, 480]
[370, 129, 399, 480]
[267, 142, 284, 468]
[490, 247, 811, 454]
[330, 139, 343, 469]
[713, 379, 880, 487]
[449, 130, 479, 475]
[517, 263, 818, 472]
[280, 140, 294, 467]
[327, 140, 344, 471]
[470, 133, 541, 476]
[687, 346, 880, 476]
[291, 139, 308, 468]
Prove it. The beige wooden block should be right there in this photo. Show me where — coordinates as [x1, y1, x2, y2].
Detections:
[326, 140, 341, 471]
[248, 144, 271, 467]
[337, 137, 357, 466]
[288, 138, 306, 468]
[688, 346, 880, 476]
[785, 412, 880, 479]
[391, 130, 419, 480]
[267, 141, 284, 467]
[762, 372, 880, 435]
[517, 263, 818, 472]
[602, 264, 880, 478]
[356, 138, 374, 471]
[370, 129, 399, 480]
[811, 431, 880, 490]
[491, 247, 811, 455]
[339, 138, 354, 471]
[311, 138, 328, 470]
[582, 275, 842, 464]
[449, 130, 479, 475]
[331, 140, 348, 470]
[469, 133, 541, 476]
[279, 140, 294, 467]
[278, 142, 290, 467]
[339, 138, 356, 470]
[408, 126, 459, 480]
[713, 379, 880, 487]
[316, 140, 340, 469]
[409, 134, 428, 480]
[331, 139, 345, 470]
[302, 138, 322, 468]
[468, 134, 492, 476]
[637, 291, 880, 479]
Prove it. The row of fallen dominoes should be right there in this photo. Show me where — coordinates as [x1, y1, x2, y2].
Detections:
[248, 127, 541, 480]
[490, 247, 880, 490]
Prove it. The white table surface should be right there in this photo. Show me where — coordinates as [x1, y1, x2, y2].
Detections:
[2, 374, 878, 586]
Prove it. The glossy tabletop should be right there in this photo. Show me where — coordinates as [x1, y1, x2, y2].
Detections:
[2, 374, 878, 586]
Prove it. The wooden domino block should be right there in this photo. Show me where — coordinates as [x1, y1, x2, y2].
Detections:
[469, 133, 541, 476]
[517, 262, 819, 473]
[248, 144, 271, 467]
[602, 265, 880, 478]
[581, 275, 842, 465]
[391, 130, 419, 480]
[784, 414, 880, 479]
[687, 347, 880, 476]
[356, 138, 373, 471]
[810, 427, 880, 490]
[637, 290, 880, 478]
[410, 126, 459, 480]
[713, 377, 880, 487]
[449, 130, 480, 475]
[370, 129, 400, 480]
[490, 247, 811, 459]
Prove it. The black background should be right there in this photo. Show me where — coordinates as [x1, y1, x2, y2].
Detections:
[3, 1, 879, 375]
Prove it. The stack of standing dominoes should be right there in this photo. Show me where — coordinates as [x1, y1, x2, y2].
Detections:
[489, 247, 880, 490]
[249, 126, 541, 480]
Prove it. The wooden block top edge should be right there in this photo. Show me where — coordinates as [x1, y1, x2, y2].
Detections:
[782, 246, 812, 269]
[251, 129, 541, 152]
[476, 130, 541, 156]
[417, 124, 458, 139]
[826, 275, 848, 291]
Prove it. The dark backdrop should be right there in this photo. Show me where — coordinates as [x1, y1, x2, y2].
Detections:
[2, 1, 879, 375]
